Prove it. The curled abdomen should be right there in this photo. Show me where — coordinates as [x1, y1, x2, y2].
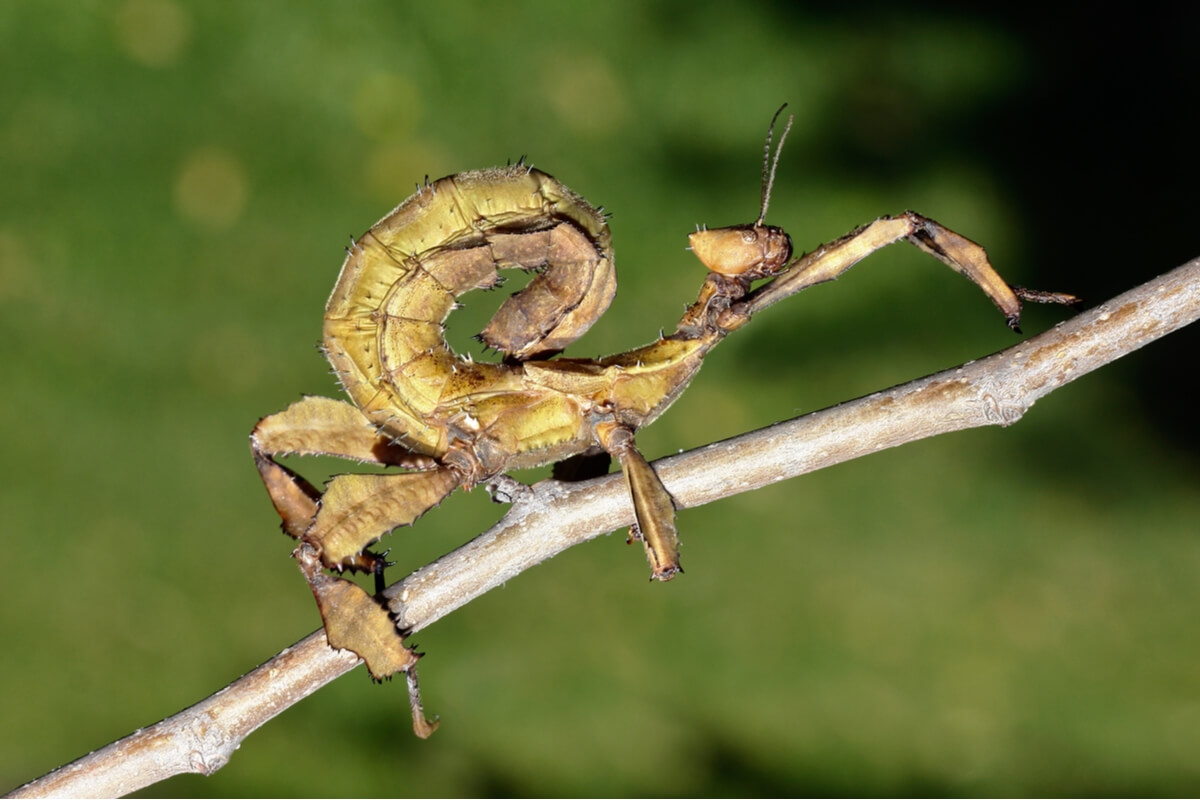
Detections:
[322, 166, 615, 458]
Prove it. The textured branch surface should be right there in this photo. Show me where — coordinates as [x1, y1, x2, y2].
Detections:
[10, 257, 1199, 799]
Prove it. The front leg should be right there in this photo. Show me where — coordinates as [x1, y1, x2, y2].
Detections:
[594, 420, 682, 580]
[719, 211, 1077, 333]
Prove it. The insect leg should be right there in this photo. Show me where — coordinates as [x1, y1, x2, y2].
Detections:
[719, 211, 1077, 333]
[251, 396, 457, 722]
[251, 440, 429, 698]
[252, 399, 463, 569]
[252, 395, 439, 470]
[594, 420, 681, 580]
[304, 468, 463, 566]
[294, 543, 439, 737]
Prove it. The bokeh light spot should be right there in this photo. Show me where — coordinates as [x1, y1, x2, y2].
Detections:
[173, 147, 249, 231]
[113, 0, 192, 68]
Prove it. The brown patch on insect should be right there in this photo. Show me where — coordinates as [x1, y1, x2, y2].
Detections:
[251, 105, 1077, 732]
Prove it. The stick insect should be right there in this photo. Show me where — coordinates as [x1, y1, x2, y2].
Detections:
[251, 107, 1075, 735]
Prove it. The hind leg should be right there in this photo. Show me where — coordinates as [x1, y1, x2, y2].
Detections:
[251, 396, 452, 735]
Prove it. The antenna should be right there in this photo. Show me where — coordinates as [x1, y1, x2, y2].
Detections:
[757, 103, 794, 228]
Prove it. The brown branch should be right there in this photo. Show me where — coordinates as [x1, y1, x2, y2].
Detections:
[10, 256, 1200, 799]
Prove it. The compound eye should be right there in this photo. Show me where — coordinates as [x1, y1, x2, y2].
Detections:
[762, 229, 792, 276]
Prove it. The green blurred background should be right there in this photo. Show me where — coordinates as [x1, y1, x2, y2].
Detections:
[3, 1, 1199, 796]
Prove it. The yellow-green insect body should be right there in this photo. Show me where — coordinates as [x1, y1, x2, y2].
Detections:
[251, 109, 1075, 736]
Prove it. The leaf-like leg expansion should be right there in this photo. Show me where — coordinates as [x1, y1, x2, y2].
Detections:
[251, 395, 440, 559]
[723, 211, 1077, 332]
[252, 451, 320, 539]
[251, 395, 452, 569]
[252, 395, 456, 723]
[251, 447, 397, 573]
[595, 421, 681, 580]
[307, 469, 464, 566]
[251, 395, 439, 469]
[294, 544, 438, 735]
[294, 543, 416, 678]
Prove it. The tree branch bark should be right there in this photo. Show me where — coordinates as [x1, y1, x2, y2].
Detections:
[10, 256, 1200, 799]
